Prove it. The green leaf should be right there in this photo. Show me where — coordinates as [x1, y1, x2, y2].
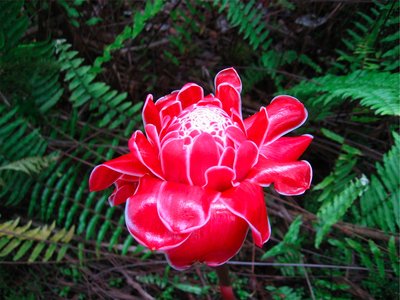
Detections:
[368, 240, 385, 278]
[262, 216, 302, 259]
[173, 283, 208, 295]
[315, 177, 369, 248]
[388, 236, 400, 276]
[85, 17, 102, 26]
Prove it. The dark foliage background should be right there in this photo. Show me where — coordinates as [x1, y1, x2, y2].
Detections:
[0, 0, 398, 299]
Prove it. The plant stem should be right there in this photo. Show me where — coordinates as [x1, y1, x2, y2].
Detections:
[215, 264, 236, 300]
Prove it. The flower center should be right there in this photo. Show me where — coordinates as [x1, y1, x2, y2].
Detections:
[175, 106, 234, 140]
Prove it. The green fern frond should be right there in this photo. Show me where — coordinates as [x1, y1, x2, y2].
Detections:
[137, 273, 168, 289]
[380, 1, 400, 71]
[313, 129, 361, 203]
[359, 131, 400, 233]
[388, 236, 400, 276]
[343, 237, 395, 280]
[164, 1, 204, 66]
[287, 70, 400, 117]
[266, 286, 304, 300]
[92, 0, 165, 74]
[243, 52, 322, 90]
[57, 0, 103, 28]
[0, 0, 29, 53]
[23, 124, 134, 255]
[0, 105, 49, 206]
[56, 40, 142, 130]
[262, 216, 304, 277]
[314, 279, 351, 300]
[315, 176, 369, 248]
[260, 50, 292, 88]
[8, 151, 136, 256]
[57, 0, 82, 28]
[334, 1, 399, 72]
[262, 216, 303, 259]
[0, 106, 47, 160]
[29, 57, 64, 113]
[213, 0, 270, 51]
[0, 154, 59, 175]
[137, 272, 209, 297]
[0, 219, 74, 262]
[0, 1, 63, 114]
[1, 41, 63, 114]
[329, 236, 398, 295]
[214, 0, 322, 89]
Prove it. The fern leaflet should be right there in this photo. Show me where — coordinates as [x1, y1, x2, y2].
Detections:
[56, 40, 142, 130]
[287, 70, 400, 117]
[315, 176, 369, 248]
[0, 219, 75, 262]
[92, 0, 165, 74]
[359, 131, 400, 233]
[0, 154, 59, 176]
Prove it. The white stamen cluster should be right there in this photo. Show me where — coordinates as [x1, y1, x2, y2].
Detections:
[176, 106, 233, 140]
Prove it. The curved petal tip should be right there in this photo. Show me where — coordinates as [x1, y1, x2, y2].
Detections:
[215, 67, 242, 93]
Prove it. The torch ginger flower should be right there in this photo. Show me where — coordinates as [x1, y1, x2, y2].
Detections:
[89, 68, 312, 270]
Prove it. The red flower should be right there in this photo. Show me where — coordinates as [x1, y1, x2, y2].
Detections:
[89, 68, 312, 270]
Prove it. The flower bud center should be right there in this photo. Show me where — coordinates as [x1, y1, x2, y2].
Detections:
[176, 106, 233, 139]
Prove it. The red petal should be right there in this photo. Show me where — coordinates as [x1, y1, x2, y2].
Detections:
[247, 156, 312, 195]
[109, 180, 137, 206]
[145, 124, 160, 151]
[157, 179, 219, 233]
[129, 131, 164, 179]
[220, 181, 270, 247]
[204, 166, 235, 191]
[219, 146, 235, 168]
[189, 133, 220, 186]
[177, 83, 204, 109]
[161, 138, 191, 184]
[89, 153, 148, 191]
[155, 91, 179, 110]
[197, 95, 222, 108]
[244, 107, 269, 146]
[234, 141, 259, 181]
[142, 94, 161, 130]
[265, 95, 308, 142]
[216, 83, 242, 117]
[231, 110, 246, 133]
[243, 111, 257, 129]
[215, 67, 242, 93]
[160, 129, 179, 145]
[125, 176, 190, 251]
[260, 135, 313, 162]
[119, 174, 139, 182]
[160, 101, 182, 124]
[226, 125, 247, 145]
[165, 201, 248, 270]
